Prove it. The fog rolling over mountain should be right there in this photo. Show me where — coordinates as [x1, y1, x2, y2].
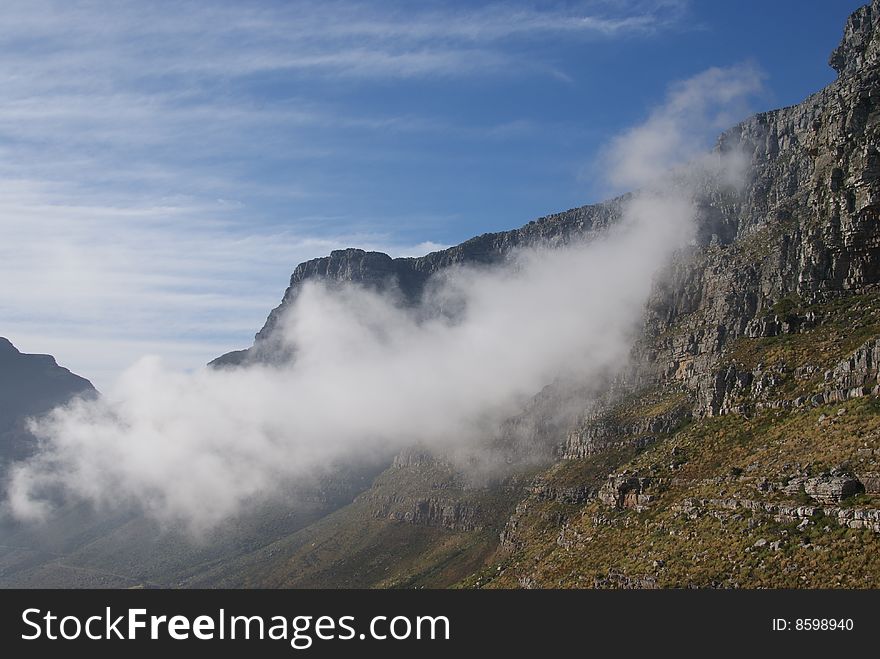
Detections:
[0, 338, 387, 588]
[3, 1, 880, 589]
[4, 57, 756, 532]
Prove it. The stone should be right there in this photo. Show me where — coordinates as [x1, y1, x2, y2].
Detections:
[598, 474, 655, 510]
[803, 475, 865, 504]
[858, 472, 880, 494]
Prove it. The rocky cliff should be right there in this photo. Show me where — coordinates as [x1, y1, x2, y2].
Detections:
[633, 0, 880, 419]
[203, 1, 880, 590]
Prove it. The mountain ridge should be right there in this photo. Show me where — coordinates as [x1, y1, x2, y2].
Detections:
[197, 0, 880, 588]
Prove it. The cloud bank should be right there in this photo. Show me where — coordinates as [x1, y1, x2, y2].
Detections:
[4, 65, 761, 532]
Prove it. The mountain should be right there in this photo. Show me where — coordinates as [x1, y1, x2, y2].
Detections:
[0, 338, 387, 587]
[0, 338, 95, 468]
[199, 0, 880, 588]
[4, 2, 880, 589]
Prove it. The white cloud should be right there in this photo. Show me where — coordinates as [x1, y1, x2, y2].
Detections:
[602, 64, 765, 191]
[7, 191, 697, 530]
[0, 1, 686, 81]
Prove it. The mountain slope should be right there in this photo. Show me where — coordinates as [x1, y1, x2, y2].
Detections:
[470, 0, 880, 588]
[204, 0, 880, 589]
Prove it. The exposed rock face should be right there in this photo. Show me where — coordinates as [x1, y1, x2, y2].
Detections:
[391, 447, 444, 469]
[194, 2, 880, 587]
[830, 0, 880, 77]
[564, 398, 690, 459]
[629, 0, 880, 417]
[860, 471, 880, 493]
[370, 495, 484, 532]
[782, 471, 866, 504]
[363, 460, 490, 531]
[528, 476, 596, 504]
[676, 497, 880, 534]
[829, 337, 880, 390]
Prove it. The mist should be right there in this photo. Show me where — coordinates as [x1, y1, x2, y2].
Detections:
[4, 65, 762, 532]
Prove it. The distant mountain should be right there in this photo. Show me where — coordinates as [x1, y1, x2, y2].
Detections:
[0, 337, 387, 588]
[0, 337, 95, 467]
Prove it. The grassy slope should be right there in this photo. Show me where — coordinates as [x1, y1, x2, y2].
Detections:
[469, 294, 880, 589]
[190, 462, 536, 588]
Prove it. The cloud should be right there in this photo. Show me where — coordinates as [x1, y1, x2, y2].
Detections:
[0, 1, 687, 81]
[6, 193, 695, 530]
[0, 0, 689, 165]
[4, 63, 756, 532]
[601, 63, 765, 191]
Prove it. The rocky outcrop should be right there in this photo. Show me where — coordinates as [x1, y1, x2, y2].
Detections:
[564, 396, 691, 459]
[368, 493, 484, 531]
[830, 0, 880, 77]
[528, 477, 596, 504]
[859, 471, 880, 494]
[675, 497, 880, 533]
[827, 337, 880, 390]
[391, 447, 446, 469]
[597, 473, 658, 511]
[693, 333, 880, 416]
[782, 472, 866, 504]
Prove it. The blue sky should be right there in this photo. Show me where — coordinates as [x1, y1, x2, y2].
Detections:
[0, 0, 864, 388]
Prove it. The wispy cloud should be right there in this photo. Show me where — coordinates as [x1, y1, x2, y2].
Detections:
[0, 1, 687, 384]
[0, 1, 687, 81]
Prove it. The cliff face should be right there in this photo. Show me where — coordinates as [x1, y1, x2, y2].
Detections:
[484, 1, 880, 588]
[210, 198, 626, 367]
[200, 2, 880, 589]
[633, 0, 880, 419]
